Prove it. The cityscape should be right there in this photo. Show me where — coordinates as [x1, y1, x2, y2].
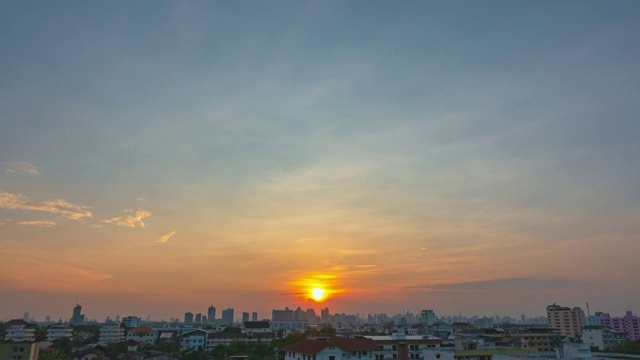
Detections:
[2, 0, 640, 360]
[1, 302, 639, 359]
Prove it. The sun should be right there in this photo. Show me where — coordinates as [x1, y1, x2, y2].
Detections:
[311, 288, 326, 302]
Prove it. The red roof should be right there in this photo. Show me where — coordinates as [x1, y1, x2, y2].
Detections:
[282, 338, 377, 355]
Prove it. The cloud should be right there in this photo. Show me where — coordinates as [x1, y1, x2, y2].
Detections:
[136, 197, 149, 202]
[101, 209, 151, 228]
[0, 191, 92, 220]
[17, 220, 57, 227]
[157, 230, 176, 243]
[407, 277, 581, 291]
[4, 162, 41, 176]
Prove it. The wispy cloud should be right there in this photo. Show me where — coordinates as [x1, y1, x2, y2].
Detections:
[157, 230, 176, 243]
[136, 197, 148, 202]
[4, 162, 41, 176]
[406, 277, 581, 291]
[17, 220, 57, 227]
[101, 209, 151, 228]
[0, 191, 92, 220]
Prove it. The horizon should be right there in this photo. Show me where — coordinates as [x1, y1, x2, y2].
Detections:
[1, 1, 639, 322]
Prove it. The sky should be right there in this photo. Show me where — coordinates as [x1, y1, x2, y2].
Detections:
[1, 1, 639, 322]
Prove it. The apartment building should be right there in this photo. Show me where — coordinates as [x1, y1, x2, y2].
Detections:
[546, 304, 585, 337]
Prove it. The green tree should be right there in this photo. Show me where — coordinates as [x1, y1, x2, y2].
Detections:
[52, 337, 72, 355]
[614, 340, 640, 355]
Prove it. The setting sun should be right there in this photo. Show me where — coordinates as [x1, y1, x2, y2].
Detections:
[311, 288, 326, 302]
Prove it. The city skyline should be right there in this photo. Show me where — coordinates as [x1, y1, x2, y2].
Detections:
[1, 1, 640, 321]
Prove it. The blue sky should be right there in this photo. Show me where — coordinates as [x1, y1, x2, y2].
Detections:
[1, 1, 639, 320]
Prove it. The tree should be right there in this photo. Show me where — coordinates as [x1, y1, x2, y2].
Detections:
[52, 337, 72, 355]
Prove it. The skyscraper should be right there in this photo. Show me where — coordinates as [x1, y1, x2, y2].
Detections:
[208, 305, 216, 323]
[252, 312, 258, 321]
[242, 312, 249, 322]
[70, 304, 85, 325]
[184, 311, 194, 325]
[221, 308, 234, 325]
[421, 310, 436, 326]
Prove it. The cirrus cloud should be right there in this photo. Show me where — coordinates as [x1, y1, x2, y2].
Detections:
[3, 161, 41, 176]
[17, 220, 57, 227]
[101, 209, 152, 228]
[0, 191, 92, 220]
[157, 230, 176, 243]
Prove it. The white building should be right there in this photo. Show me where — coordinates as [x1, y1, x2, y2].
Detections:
[4, 323, 36, 342]
[582, 326, 628, 351]
[46, 324, 73, 341]
[422, 310, 436, 326]
[125, 326, 158, 345]
[206, 332, 275, 350]
[99, 324, 125, 345]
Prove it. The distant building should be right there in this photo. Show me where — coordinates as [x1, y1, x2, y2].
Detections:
[585, 312, 604, 326]
[582, 325, 628, 351]
[208, 306, 216, 323]
[121, 316, 143, 328]
[221, 308, 234, 325]
[207, 332, 275, 349]
[178, 329, 208, 351]
[195, 313, 203, 323]
[364, 333, 442, 360]
[252, 312, 258, 321]
[422, 310, 436, 326]
[546, 304, 585, 337]
[70, 304, 85, 325]
[184, 312, 194, 325]
[600, 311, 640, 341]
[242, 321, 272, 334]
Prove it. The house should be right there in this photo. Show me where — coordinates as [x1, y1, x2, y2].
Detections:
[125, 339, 140, 352]
[582, 326, 628, 351]
[282, 337, 378, 360]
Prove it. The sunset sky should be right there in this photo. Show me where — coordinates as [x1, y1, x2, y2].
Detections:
[1, 1, 639, 322]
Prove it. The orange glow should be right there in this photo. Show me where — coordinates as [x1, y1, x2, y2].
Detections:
[291, 273, 344, 303]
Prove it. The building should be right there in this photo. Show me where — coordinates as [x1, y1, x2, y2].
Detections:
[125, 326, 158, 345]
[222, 308, 235, 325]
[364, 333, 442, 360]
[70, 304, 85, 325]
[252, 312, 258, 321]
[507, 327, 559, 352]
[585, 312, 604, 326]
[4, 319, 36, 342]
[546, 304, 585, 337]
[121, 316, 143, 328]
[582, 326, 628, 351]
[282, 338, 377, 360]
[99, 324, 125, 346]
[178, 329, 209, 351]
[600, 311, 640, 341]
[45, 324, 73, 341]
[195, 313, 203, 323]
[242, 312, 250, 322]
[243, 321, 272, 334]
[207, 332, 275, 349]
[208, 306, 216, 323]
[184, 311, 194, 325]
[0, 343, 40, 360]
[421, 310, 436, 326]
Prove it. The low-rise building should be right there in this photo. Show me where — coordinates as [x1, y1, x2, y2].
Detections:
[121, 316, 143, 328]
[243, 321, 272, 334]
[207, 332, 275, 350]
[99, 324, 125, 346]
[0, 343, 40, 360]
[125, 326, 158, 345]
[582, 326, 628, 351]
[282, 337, 377, 360]
[4, 320, 36, 342]
[46, 324, 73, 341]
[178, 329, 208, 351]
[364, 333, 442, 360]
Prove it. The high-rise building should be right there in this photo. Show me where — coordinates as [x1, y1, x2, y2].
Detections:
[184, 312, 194, 325]
[421, 310, 436, 326]
[221, 308, 234, 325]
[547, 304, 585, 337]
[70, 304, 85, 325]
[208, 306, 216, 323]
[252, 312, 258, 321]
[600, 311, 640, 341]
[195, 313, 202, 323]
[242, 312, 250, 322]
